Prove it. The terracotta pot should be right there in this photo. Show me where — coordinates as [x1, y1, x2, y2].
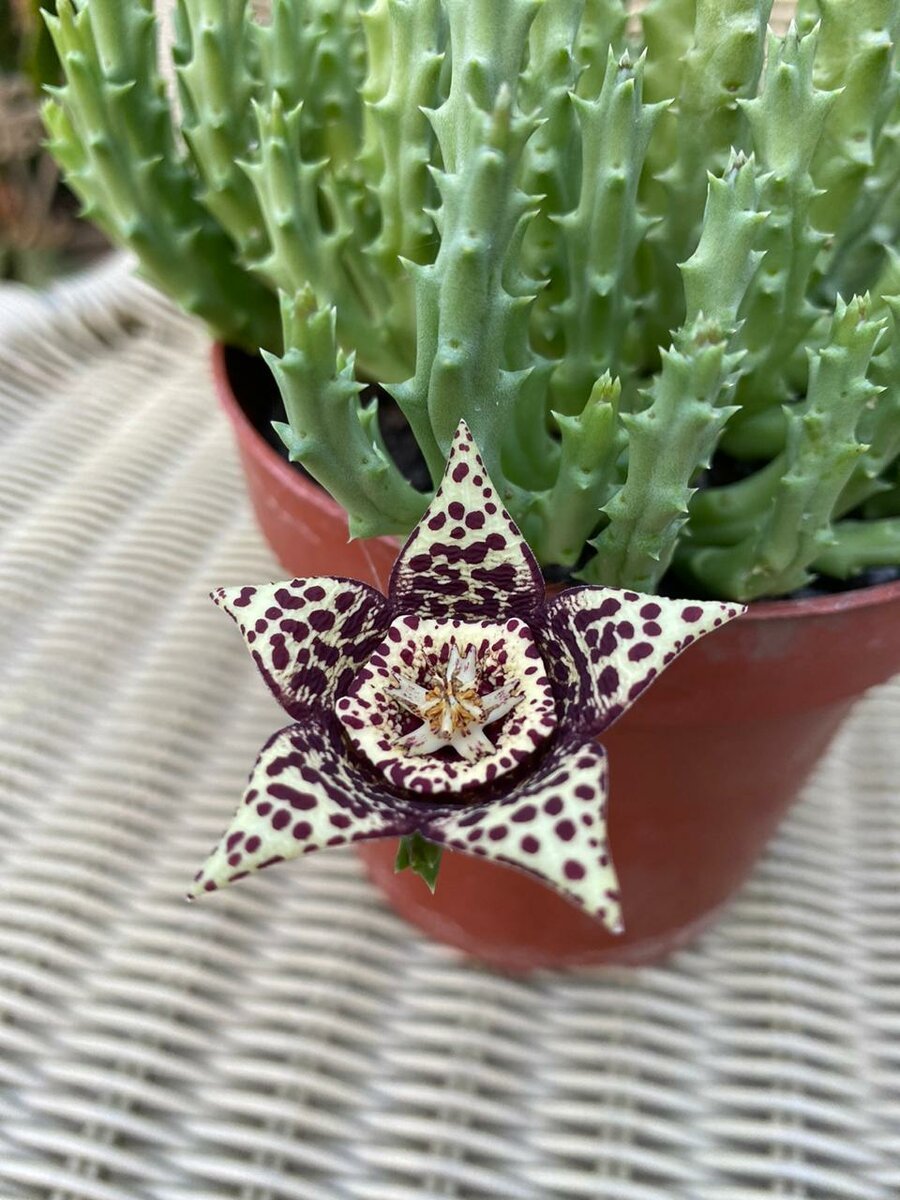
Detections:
[214, 343, 900, 970]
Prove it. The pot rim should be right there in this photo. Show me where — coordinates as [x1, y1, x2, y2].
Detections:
[213, 341, 900, 624]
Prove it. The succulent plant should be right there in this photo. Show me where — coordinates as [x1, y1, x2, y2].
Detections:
[45, 0, 900, 600]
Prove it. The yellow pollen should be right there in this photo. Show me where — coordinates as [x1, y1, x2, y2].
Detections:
[423, 679, 483, 736]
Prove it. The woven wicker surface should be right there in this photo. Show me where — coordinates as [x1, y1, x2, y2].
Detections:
[0, 258, 898, 1199]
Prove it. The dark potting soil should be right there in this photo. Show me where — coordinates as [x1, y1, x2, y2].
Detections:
[226, 345, 900, 600]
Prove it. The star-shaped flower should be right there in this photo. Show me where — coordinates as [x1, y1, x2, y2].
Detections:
[190, 422, 744, 933]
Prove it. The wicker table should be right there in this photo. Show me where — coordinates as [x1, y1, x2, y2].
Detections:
[0, 258, 898, 1200]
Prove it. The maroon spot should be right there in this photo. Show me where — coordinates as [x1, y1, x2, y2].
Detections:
[682, 606, 703, 623]
[564, 860, 586, 880]
[628, 642, 653, 662]
[245, 836, 261, 854]
[270, 636, 290, 670]
[521, 835, 540, 854]
[232, 587, 256, 608]
[226, 832, 244, 851]
[598, 598, 620, 617]
[512, 804, 537, 823]
[448, 501, 465, 519]
[488, 825, 508, 842]
[598, 626, 617, 656]
[452, 463, 469, 482]
[555, 820, 576, 842]
[228, 853, 241, 867]
[575, 785, 594, 801]
[617, 621, 634, 638]
[269, 784, 318, 810]
[465, 512, 486, 529]
[640, 603, 661, 619]
[256, 802, 272, 817]
[310, 610, 335, 632]
[330, 814, 352, 830]
[272, 809, 290, 831]
[599, 665, 619, 694]
[643, 622, 661, 636]
[292, 821, 312, 840]
[544, 796, 563, 816]
[274, 587, 305, 610]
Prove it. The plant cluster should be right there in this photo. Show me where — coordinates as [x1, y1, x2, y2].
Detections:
[45, 0, 900, 599]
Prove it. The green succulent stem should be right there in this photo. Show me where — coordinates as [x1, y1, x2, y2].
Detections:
[269, 288, 427, 540]
[550, 50, 664, 415]
[678, 296, 887, 599]
[581, 154, 764, 592]
[43, 0, 280, 352]
[531, 374, 626, 567]
[813, 518, 900, 578]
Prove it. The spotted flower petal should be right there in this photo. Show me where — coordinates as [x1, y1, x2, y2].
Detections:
[212, 578, 391, 719]
[540, 586, 743, 735]
[421, 739, 620, 931]
[188, 718, 423, 898]
[389, 421, 544, 623]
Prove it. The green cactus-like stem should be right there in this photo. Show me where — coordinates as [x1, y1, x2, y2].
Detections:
[810, 0, 897, 246]
[259, 0, 367, 168]
[638, 0, 771, 349]
[269, 288, 427, 540]
[678, 296, 887, 600]
[550, 50, 663, 415]
[581, 323, 741, 591]
[828, 91, 900, 297]
[863, 461, 900, 516]
[429, 0, 540, 173]
[394, 88, 547, 496]
[836, 294, 900, 514]
[392, 0, 553, 508]
[574, 0, 628, 99]
[720, 405, 787, 460]
[686, 454, 784, 546]
[360, 0, 444, 271]
[246, 95, 406, 382]
[258, 0, 395, 364]
[44, 0, 280, 352]
[518, 0, 585, 354]
[732, 26, 834, 414]
[813, 518, 900, 578]
[173, 0, 267, 264]
[581, 154, 765, 592]
[530, 374, 626, 567]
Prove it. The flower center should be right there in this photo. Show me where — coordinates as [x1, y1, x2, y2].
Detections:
[383, 642, 524, 762]
[335, 615, 558, 796]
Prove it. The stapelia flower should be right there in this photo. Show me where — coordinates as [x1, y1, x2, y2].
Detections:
[190, 422, 744, 932]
